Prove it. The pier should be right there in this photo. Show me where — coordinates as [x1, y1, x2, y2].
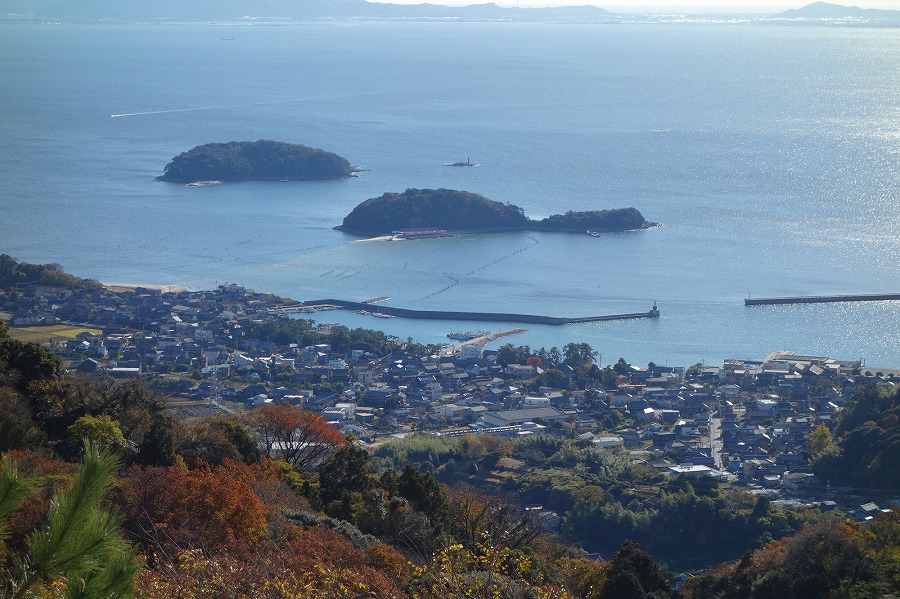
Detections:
[442, 328, 528, 355]
[745, 293, 900, 306]
[274, 299, 660, 326]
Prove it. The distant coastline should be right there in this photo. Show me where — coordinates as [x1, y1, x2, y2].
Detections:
[2, 1, 898, 26]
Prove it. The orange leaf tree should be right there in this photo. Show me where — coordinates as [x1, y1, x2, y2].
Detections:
[119, 462, 268, 561]
[247, 404, 345, 470]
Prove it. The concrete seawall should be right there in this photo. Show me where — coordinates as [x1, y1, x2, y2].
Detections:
[281, 299, 660, 326]
[745, 293, 900, 306]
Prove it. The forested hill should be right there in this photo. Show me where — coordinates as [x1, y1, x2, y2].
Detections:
[336, 188, 530, 235]
[538, 207, 649, 232]
[336, 188, 652, 235]
[0, 254, 100, 293]
[813, 383, 900, 492]
[157, 140, 355, 183]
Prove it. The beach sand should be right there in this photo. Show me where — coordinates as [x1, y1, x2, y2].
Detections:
[102, 282, 188, 293]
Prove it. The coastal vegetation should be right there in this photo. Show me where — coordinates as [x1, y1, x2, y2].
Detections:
[0, 254, 100, 294]
[336, 188, 653, 236]
[157, 140, 355, 183]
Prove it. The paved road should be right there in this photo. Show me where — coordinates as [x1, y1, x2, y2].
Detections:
[441, 328, 528, 355]
[710, 416, 723, 470]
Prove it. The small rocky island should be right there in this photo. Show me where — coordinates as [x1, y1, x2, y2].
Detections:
[335, 188, 654, 236]
[157, 140, 356, 183]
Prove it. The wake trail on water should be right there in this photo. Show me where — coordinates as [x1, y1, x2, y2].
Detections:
[110, 98, 304, 118]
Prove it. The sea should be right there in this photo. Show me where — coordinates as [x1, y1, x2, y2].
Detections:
[2, 20, 899, 368]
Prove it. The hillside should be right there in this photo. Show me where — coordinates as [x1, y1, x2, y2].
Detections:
[812, 383, 900, 492]
[336, 188, 652, 236]
[0, 254, 100, 293]
[336, 188, 529, 235]
[683, 511, 900, 598]
[157, 140, 355, 183]
[0, 319, 685, 598]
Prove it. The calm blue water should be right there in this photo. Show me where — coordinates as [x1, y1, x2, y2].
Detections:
[2, 22, 899, 367]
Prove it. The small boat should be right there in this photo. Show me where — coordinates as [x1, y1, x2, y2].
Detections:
[185, 180, 221, 187]
[444, 157, 477, 167]
[587, 230, 601, 237]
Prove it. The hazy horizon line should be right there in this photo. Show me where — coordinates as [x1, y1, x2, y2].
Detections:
[366, 0, 900, 14]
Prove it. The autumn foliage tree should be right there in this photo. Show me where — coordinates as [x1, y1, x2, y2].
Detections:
[683, 513, 900, 599]
[136, 532, 408, 599]
[119, 461, 268, 561]
[247, 404, 344, 470]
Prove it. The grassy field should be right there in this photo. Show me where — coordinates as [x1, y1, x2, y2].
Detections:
[7, 324, 102, 343]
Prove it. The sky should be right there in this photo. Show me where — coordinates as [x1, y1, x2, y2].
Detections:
[369, 0, 900, 13]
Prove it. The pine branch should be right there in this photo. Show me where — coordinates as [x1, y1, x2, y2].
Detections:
[27, 440, 120, 576]
[0, 454, 43, 541]
[11, 440, 138, 599]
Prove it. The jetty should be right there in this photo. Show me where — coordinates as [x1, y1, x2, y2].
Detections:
[745, 293, 900, 306]
[274, 299, 660, 326]
[442, 328, 528, 355]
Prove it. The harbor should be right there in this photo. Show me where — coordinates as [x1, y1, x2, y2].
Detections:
[745, 293, 900, 306]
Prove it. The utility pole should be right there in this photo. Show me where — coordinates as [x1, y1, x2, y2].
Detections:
[207, 350, 221, 417]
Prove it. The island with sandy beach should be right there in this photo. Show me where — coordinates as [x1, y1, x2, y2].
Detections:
[334, 188, 655, 237]
[157, 139, 357, 184]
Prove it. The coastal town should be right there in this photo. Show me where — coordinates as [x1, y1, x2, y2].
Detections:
[4, 279, 899, 523]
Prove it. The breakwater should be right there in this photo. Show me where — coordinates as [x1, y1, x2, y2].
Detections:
[745, 293, 900, 306]
[278, 299, 660, 326]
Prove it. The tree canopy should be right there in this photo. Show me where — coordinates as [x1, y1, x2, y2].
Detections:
[336, 188, 650, 236]
[813, 383, 900, 492]
[158, 140, 355, 182]
[0, 254, 100, 293]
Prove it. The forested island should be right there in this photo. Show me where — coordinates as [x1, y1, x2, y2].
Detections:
[335, 188, 654, 236]
[157, 140, 356, 183]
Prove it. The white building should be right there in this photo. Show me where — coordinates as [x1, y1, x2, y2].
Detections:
[461, 344, 482, 360]
[425, 381, 443, 401]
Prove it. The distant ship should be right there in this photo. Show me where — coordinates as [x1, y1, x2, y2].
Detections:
[444, 157, 477, 167]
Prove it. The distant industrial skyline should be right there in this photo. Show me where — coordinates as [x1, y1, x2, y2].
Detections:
[369, 0, 900, 13]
